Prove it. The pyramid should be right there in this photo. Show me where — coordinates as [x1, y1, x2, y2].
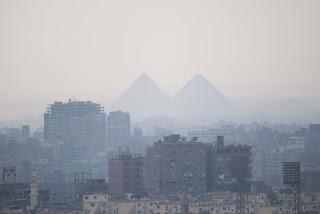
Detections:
[111, 73, 171, 120]
[172, 73, 233, 119]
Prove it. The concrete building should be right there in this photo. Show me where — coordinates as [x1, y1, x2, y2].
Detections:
[33, 127, 44, 142]
[29, 171, 39, 210]
[187, 127, 235, 144]
[83, 194, 108, 214]
[44, 100, 106, 146]
[44, 182, 76, 206]
[145, 134, 208, 196]
[131, 126, 143, 144]
[301, 166, 320, 192]
[279, 192, 320, 214]
[80, 192, 271, 214]
[21, 125, 30, 140]
[214, 136, 252, 192]
[260, 146, 302, 190]
[0, 133, 7, 144]
[18, 161, 32, 183]
[287, 128, 308, 147]
[106, 199, 183, 214]
[187, 128, 220, 143]
[260, 148, 284, 190]
[74, 173, 108, 202]
[108, 151, 145, 198]
[304, 124, 320, 166]
[6, 128, 21, 142]
[0, 183, 50, 212]
[189, 192, 270, 214]
[145, 135, 252, 196]
[107, 111, 130, 146]
[1, 166, 16, 184]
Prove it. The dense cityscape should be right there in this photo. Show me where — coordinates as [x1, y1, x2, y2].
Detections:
[0, 92, 320, 213]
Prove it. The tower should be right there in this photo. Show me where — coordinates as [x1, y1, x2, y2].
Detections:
[44, 100, 106, 145]
[107, 111, 130, 145]
[108, 150, 145, 197]
[29, 171, 39, 210]
[21, 125, 30, 139]
[282, 161, 301, 214]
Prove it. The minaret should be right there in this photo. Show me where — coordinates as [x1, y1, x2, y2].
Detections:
[29, 171, 39, 210]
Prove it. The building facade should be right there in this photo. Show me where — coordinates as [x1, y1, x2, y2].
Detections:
[1, 166, 16, 184]
[145, 135, 208, 196]
[212, 136, 252, 192]
[304, 124, 320, 166]
[83, 194, 108, 214]
[145, 135, 252, 196]
[44, 100, 106, 146]
[107, 111, 130, 146]
[108, 151, 145, 197]
[21, 125, 30, 140]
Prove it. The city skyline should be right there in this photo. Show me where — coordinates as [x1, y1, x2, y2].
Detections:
[0, 72, 320, 125]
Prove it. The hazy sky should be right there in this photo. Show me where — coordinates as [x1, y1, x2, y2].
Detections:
[1, 0, 320, 119]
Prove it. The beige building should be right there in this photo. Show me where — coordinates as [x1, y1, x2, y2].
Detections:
[278, 192, 320, 214]
[82, 191, 274, 214]
[83, 194, 108, 214]
[108, 200, 183, 214]
[256, 207, 280, 214]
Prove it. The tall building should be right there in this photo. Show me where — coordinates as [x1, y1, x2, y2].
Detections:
[282, 161, 301, 214]
[145, 135, 252, 196]
[18, 161, 32, 183]
[108, 151, 145, 197]
[212, 136, 252, 192]
[107, 111, 130, 145]
[29, 171, 39, 210]
[7, 128, 21, 142]
[304, 124, 320, 166]
[21, 125, 30, 139]
[44, 100, 106, 145]
[261, 146, 301, 189]
[0, 133, 7, 144]
[33, 127, 44, 142]
[301, 166, 320, 192]
[145, 135, 208, 196]
[132, 127, 143, 140]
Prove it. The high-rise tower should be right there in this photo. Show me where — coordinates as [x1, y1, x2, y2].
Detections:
[44, 99, 106, 145]
[107, 111, 130, 145]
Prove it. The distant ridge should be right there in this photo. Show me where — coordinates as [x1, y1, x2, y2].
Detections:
[110, 73, 171, 120]
[111, 73, 233, 121]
